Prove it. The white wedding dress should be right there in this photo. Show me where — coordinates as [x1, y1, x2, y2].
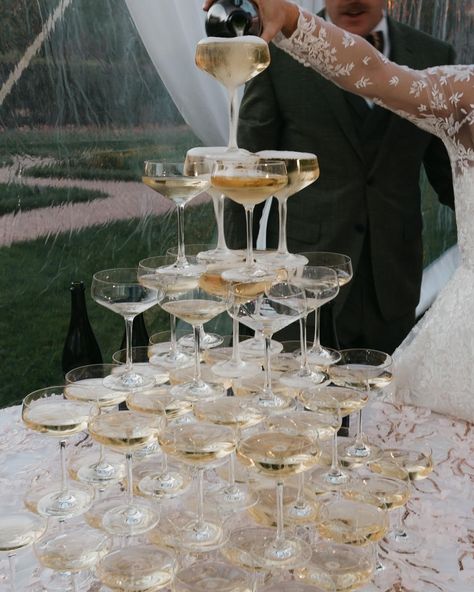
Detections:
[273, 9, 474, 422]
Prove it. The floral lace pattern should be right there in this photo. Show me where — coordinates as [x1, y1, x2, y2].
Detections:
[274, 9, 474, 423]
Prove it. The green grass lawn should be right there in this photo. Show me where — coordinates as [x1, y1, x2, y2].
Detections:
[0, 201, 215, 407]
[0, 183, 107, 215]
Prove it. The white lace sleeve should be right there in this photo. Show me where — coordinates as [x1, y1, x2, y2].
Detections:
[274, 10, 474, 174]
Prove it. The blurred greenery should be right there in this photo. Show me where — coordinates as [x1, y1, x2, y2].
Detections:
[0, 201, 216, 407]
[0, 183, 106, 215]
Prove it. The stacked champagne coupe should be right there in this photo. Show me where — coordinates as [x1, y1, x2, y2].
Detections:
[14, 31, 437, 592]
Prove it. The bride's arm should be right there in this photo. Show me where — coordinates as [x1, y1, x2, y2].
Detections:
[273, 6, 472, 126]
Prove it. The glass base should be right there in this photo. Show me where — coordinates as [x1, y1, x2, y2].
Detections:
[338, 438, 383, 466]
[253, 391, 297, 412]
[211, 357, 262, 379]
[196, 247, 245, 264]
[249, 486, 320, 527]
[178, 332, 224, 350]
[309, 465, 353, 494]
[384, 528, 422, 554]
[222, 526, 311, 571]
[279, 367, 329, 389]
[103, 368, 155, 392]
[170, 380, 226, 402]
[210, 483, 259, 513]
[39, 568, 92, 592]
[102, 499, 159, 536]
[148, 509, 228, 553]
[148, 347, 193, 370]
[254, 250, 308, 270]
[138, 469, 192, 499]
[239, 337, 283, 357]
[69, 450, 125, 487]
[26, 482, 94, 519]
[306, 345, 342, 366]
[221, 264, 277, 284]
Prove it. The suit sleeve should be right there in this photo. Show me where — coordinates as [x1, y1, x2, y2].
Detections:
[223, 66, 281, 249]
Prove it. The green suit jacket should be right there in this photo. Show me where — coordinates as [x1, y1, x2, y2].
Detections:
[226, 15, 455, 323]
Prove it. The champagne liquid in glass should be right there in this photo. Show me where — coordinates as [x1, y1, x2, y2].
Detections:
[22, 399, 90, 436]
[195, 36, 270, 90]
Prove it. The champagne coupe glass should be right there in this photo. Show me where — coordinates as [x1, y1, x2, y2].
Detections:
[195, 36, 270, 153]
[211, 158, 287, 283]
[88, 408, 166, 535]
[317, 495, 390, 547]
[342, 472, 410, 579]
[236, 428, 320, 569]
[126, 387, 193, 499]
[228, 280, 306, 410]
[21, 387, 94, 518]
[143, 160, 210, 267]
[159, 422, 236, 551]
[96, 544, 177, 592]
[331, 349, 393, 465]
[369, 445, 433, 553]
[185, 146, 251, 263]
[34, 522, 110, 592]
[261, 410, 336, 525]
[194, 396, 264, 512]
[281, 266, 339, 388]
[166, 244, 229, 350]
[200, 264, 268, 379]
[295, 542, 374, 592]
[174, 560, 252, 592]
[255, 150, 320, 268]
[0, 509, 46, 592]
[262, 582, 331, 592]
[138, 254, 202, 369]
[299, 385, 368, 492]
[160, 285, 228, 402]
[65, 363, 126, 487]
[299, 252, 353, 365]
[91, 268, 162, 391]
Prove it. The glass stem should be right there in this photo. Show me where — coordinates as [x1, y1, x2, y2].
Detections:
[214, 194, 227, 250]
[193, 325, 203, 385]
[169, 314, 178, 355]
[276, 197, 289, 255]
[329, 426, 341, 475]
[299, 315, 309, 373]
[176, 203, 187, 265]
[71, 573, 79, 592]
[244, 205, 255, 268]
[227, 87, 239, 151]
[8, 553, 16, 592]
[124, 315, 134, 373]
[196, 467, 205, 529]
[231, 315, 242, 364]
[59, 440, 68, 495]
[354, 383, 369, 450]
[394, 506, 407, 538]
[262, 333, 273, 400]
[275, 481, 285, 545]
[295, 472, 306, 508]
[126, 452, 134, 505]
[312, 307, 322, 350]
[227, 451, 236, 488]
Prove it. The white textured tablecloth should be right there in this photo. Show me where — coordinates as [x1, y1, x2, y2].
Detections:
[0, 401, 473, 591]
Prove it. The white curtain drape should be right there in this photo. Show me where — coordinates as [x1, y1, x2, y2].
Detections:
[125, 0, 324, 146]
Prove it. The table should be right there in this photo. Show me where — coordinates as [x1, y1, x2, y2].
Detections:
[0, 400, 473, 591]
